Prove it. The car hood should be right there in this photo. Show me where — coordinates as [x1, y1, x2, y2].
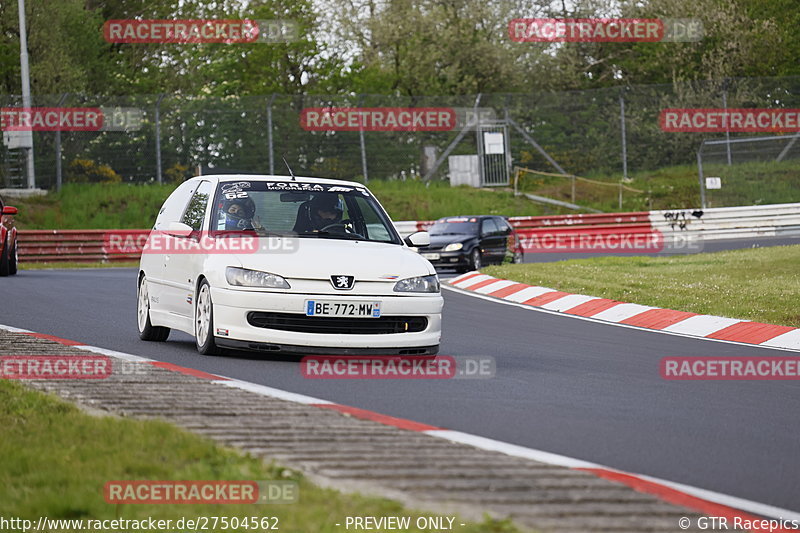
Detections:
[426, 234, 476, 248]
[233, 237, 435, 281]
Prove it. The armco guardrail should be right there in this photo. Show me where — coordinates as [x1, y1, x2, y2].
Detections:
[652, 203, 800, 240]
[18, 230, 147, 263]
[18, 204, 800, 262]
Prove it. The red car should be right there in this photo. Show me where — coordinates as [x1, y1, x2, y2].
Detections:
[0, 195, 18, 276]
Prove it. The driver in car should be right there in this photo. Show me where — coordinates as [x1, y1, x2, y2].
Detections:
[294, 194, 344, 233]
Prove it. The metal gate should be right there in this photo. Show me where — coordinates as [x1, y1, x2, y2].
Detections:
[476, 121, 510, 186]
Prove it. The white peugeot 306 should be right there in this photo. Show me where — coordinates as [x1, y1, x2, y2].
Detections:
[137, 175, 442, 356]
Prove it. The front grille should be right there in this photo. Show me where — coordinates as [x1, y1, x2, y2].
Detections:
[247, 312, 428, 335]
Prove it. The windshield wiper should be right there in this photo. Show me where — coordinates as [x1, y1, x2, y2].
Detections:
[315, 231, 363, 240]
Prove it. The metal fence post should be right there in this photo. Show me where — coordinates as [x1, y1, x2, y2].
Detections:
[358, 95, 368, 183]
[619, 91, 628, 180]
[722, 79, 731, 165]
[697, 150, 707, 208]
[267, 94, 275, 174]
[155, 94, 165, 184]
[54, 92, 68, 191]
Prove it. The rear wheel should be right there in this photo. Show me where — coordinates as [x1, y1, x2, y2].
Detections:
[195, 280, 219, 355]
[8, 241, 17, 275]
[137, 276, 170, 341]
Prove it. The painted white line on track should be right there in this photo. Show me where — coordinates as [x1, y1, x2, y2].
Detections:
[214, 378, 333, 405]
[77, 344, 155, 362]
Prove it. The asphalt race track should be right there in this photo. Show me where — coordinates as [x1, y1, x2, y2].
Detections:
[2, 265, 799, 513]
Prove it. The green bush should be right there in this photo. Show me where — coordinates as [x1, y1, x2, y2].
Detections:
[66, 159, 122, 183]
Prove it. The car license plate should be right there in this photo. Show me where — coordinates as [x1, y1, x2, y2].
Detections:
[421, 253, 440, 260]
[305, 300, 381, 318]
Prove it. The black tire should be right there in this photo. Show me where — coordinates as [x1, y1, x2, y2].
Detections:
[137, 276, 170, 342]
[468, 248, 482, 271]
[8, 240, 17, 275]
[0, 235, 9, 277]
[194, 279, 219, 355]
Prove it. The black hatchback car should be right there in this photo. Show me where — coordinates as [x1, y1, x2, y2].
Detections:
[415, 215, 523, 272]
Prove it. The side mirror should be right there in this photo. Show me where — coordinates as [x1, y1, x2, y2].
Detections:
[2, 206, 17, 215]
[164, 221, 193, 237]
[404, 231, 430, 247]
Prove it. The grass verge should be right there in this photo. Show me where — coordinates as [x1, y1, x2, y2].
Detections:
[483, 245, 800, 327]
[11, 181, 553, 230]
[517, 159, 800, 212]
[0, 380, 518, 532]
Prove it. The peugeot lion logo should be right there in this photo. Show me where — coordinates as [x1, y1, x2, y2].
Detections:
[331, 275, 355, 290]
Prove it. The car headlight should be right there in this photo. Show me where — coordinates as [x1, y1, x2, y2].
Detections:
[443, 242, 463, 252]
[393, 274, 440, 293]
[226, 267, 290, 289]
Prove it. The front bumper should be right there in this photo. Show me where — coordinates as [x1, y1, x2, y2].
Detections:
[211, 287, 443, 352]
[418, 250, 469, 267]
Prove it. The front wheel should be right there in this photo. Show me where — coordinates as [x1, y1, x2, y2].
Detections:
[195, 280, 219, 355]
[0, 236, 9, 277]
[8, 241, 17, 275]
[469, 248, 482, 271]
[137, 276, 170, 341]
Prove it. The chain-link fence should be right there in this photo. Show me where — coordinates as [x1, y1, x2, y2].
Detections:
[3, 76, 800, 208]
[698, 134, 800, 208]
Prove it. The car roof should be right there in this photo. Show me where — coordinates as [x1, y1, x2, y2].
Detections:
[436, 215, 499, 221]
[187, 174, 366, 188]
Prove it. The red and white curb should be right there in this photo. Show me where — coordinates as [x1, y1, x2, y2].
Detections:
[2, 323, 799, 529]
[447, 272, 800, 352]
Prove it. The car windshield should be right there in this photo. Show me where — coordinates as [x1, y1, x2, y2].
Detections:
[212, 180, 401, 244]
[429, 219, 479, 236]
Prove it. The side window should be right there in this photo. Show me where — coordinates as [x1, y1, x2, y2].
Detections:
[481, 218, 498, 236]
[181, 181, 213, 231]
[350, 196, 392, 242]
[496, 218, 511, 234]
[154, 181, 199, 229]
